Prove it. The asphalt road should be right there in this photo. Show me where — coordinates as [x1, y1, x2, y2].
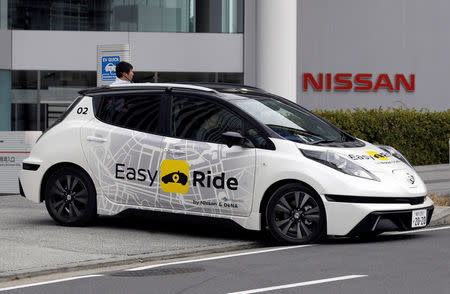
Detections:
[1, 226, 449, 294]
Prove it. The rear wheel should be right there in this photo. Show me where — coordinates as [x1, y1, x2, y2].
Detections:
[44, 166, 97, 226]
[265, 184, 326, 245]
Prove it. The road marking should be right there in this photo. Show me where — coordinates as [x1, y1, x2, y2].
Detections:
[227, 275, 368, 294]
[0, 275, 102, 292]
[385, 225, 450, 235]
[127, 245, 313, 271]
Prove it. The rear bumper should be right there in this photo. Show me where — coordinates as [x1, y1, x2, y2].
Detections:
[19, 179, 25, 198]
[346, 205, 434, 236]
[19, 166, 45, 203]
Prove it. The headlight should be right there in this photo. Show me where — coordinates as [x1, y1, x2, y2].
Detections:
[300, 149, 380, 181]
[376, 145, 412, 167]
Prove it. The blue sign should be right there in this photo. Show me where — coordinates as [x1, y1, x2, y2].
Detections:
[101, 56, 120, 81]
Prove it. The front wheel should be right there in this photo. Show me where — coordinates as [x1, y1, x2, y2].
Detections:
[44, 166, 97, 226]
[265, 184, 326, 245]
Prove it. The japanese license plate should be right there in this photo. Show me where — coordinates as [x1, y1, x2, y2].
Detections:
[411, 209, 427, 228]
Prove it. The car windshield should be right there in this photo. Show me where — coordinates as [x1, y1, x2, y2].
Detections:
[228, 94, 353, 145]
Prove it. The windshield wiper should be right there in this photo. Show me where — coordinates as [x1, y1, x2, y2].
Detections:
[308, 139, 340, 145]
[266, 124, 322, 137]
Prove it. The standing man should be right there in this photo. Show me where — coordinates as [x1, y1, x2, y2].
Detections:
[111, 61, 134, 85]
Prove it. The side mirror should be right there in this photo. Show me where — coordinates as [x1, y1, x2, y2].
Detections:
[222, 131, 250, 148]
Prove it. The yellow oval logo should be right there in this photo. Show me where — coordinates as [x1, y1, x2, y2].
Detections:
[366, 151, 388, 161]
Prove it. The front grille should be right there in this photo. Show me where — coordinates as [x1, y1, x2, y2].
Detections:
[325, 194, 426, 205]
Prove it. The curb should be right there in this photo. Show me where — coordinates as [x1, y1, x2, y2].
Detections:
[0, 242, 263, 283]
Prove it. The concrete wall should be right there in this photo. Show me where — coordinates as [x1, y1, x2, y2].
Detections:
[254, 0, 297, 101]
[243, 0, 256, 86]
[297, 0, 450, 111]
[11, 31, 243, 72]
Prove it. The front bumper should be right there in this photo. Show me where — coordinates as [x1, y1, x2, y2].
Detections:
[346, 205, 434, 236]
[324, 196, 434, 236]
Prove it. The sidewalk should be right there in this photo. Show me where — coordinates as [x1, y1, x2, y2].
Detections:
[0, 195, 261, 281]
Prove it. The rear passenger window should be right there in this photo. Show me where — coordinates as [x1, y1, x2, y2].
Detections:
[95, 94, 162, 134]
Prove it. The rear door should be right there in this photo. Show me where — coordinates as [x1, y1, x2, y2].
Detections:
[81, 91, 166, 208]
[159, 94, 256, 217]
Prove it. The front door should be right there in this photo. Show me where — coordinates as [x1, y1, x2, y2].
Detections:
[158, 94, 256, 217]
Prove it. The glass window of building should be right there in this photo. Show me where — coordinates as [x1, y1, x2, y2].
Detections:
[217, 73, 242, 84]
[11, 70, 96, 104]
[9, 70, 243, 131]
[133, 71, 156, 83]
[11, 70, 97, 131]
[0, 0, 7, 29]
[8, 0, 243, 33]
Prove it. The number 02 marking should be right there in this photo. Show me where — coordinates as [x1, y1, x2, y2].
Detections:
[77, 107, 88, 114]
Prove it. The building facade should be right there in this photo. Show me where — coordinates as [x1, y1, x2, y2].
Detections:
[0, 0, 449, 132]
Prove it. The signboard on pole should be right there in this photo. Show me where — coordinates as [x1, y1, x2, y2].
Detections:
[97, 44, 131, 87]
[0, 131, 41, 194]
[101, 56, 121, 81]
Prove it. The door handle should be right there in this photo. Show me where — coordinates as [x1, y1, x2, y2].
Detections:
[87, 136, 107, 143]
[163, 147, 186, 155]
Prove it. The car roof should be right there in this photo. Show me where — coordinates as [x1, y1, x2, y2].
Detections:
[78, 82, 269, 98]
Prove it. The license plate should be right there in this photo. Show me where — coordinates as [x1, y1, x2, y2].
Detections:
[411, 209, 427, 228]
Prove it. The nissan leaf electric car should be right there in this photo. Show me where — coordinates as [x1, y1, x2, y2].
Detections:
[19, 83, 434, 244]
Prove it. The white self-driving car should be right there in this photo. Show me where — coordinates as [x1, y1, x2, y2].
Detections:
[19, 83, 434, 244]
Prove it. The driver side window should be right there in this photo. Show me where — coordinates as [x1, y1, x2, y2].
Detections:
[171, 95, 243, 144]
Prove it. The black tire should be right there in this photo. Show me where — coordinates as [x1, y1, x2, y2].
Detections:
[265, 183, 326, 245]
[44, 166, 97, 226]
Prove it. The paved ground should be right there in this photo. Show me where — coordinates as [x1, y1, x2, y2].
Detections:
[1, 194, 449, 283]
[415, 164, 449, 195]
[0, 195, 262, 280]
[1, 226, 449, 294]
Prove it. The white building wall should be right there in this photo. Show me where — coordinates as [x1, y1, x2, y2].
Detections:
[255, 0, 297, 101]
[297, 0, 450, 111]
[12, 31, 243, 72]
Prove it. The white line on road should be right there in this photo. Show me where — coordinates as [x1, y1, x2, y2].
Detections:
[385, 225, 450, 235]
[127, 245, 313, 271]
[0, 275, 103, 292]
[227, 275, 368, 294]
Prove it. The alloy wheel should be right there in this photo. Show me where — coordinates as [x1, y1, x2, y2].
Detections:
[47, 174, 89, 222]
[266, 185, 325, 244]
